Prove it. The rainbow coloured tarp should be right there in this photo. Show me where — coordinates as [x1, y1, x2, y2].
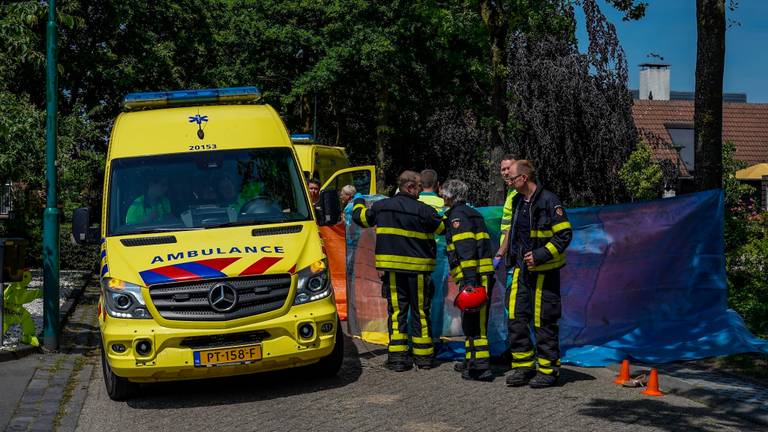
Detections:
[342, 190, 768, 367]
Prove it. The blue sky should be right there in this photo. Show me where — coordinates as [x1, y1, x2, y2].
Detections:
[575, 1, 768, 102]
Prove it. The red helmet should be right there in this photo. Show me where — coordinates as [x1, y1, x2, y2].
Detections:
[454, 286, 488, 312]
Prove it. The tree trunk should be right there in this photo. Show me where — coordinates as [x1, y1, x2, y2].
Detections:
[375, 87, 391, 194]
[694, 0, 725, 191]
[481, 0, 510, 205]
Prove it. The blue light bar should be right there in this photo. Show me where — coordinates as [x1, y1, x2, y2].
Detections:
[123, 86, 262, 111]
[290, 134, 314, 143]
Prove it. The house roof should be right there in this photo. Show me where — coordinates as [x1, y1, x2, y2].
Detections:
[632, 100, 768, 168]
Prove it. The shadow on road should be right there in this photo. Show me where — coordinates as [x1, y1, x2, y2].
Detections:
[577, 398, 763, 432]
[124, 332, 363, 409]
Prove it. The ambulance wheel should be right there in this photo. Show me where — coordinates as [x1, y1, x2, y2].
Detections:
[101, 344, 137, 401]
[312, 318, 344, 377]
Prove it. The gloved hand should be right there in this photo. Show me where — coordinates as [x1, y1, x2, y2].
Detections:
[493, 256, 503, 269]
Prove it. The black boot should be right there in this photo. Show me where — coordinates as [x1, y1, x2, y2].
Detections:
[414, 356, 434, 370]
[454, 361, 467, 373]
[505, 368, 536, 387]
[385, 355, 412, 372]
[528, 372, 558, 388]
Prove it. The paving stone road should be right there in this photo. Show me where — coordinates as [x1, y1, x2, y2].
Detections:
[73, 333, 766, 432]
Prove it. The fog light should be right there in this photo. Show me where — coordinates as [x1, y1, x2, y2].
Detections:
[135, 340, 152, 356]
[111, 343, 126, 353]
[320, 322, 333, 333]
[298, 323, 314, 339]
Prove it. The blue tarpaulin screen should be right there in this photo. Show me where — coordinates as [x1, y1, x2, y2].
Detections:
[344, 190, 768, 366]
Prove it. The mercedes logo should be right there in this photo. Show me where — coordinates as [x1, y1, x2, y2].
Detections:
[208, 283, 238, 313]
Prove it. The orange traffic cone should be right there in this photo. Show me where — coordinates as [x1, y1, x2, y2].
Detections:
[641, 368, 663, 396]
[613, 359, 631, 385]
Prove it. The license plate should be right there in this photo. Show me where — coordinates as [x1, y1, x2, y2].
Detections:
[193, 344, 262, 367]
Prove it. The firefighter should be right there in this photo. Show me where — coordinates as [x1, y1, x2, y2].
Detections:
[352, 170, 445, 371]
[440, 179, 496, 381]
[504, 160, 572, 388]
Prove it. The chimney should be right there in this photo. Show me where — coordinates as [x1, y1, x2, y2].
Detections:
[639, 63, 670, 101]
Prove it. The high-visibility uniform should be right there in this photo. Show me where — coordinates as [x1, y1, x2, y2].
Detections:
[499, 189, 518, 246]
[505, 184, 572, 377]
[418, 192, 446, 214]
[352, 193, 444, 366]
[444, 202, 495, 372]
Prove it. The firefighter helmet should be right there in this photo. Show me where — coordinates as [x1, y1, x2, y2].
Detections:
[454, 286, 488, 312]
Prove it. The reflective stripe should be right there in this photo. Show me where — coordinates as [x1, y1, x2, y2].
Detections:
[389, 273, 403, 337]
[552, 221, 572, 232]
[388, 345, 409, 353]
[530, 256, 566, 271]
[459, 259, 479, 267]
[377, 227, 435, 240]
[480, 277, 488, 338]
[446, 243, 455, 251]
[508, 267, 520, 319]
[531, 230, 553, 238]
[538, 367, 555, 375]
[377, 255, 436, 272]
[391, 333, 408, 341]
[452, 231, 491, 242]
[417, 275, 429, 338]
[412, 336, 431, 344]
[354, 204, 369, 227]
[465, 338, 489, 348]
[412, 347, 434, 356]
[512, 350, 534, 360]
[467, 351, 490, 359]
[544, 242, 559, 258]
[500, 217, 512, 225]
[538, 358, 553, 366]
[534, 273, 545, 327]
[511, 360, 535, 368]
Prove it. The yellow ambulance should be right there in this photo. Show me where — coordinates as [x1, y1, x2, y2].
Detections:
[291, 133, 376, 195]
[72, 87, 374, 400]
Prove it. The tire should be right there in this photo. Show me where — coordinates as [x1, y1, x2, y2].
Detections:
[310, 319, 344, 377]
[101, 344, 137, 401]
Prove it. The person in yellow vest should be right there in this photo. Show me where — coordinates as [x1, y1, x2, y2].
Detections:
[126, 175, 171, 225]
[496, 154, 519, 265]
[418, 169, 446, 214]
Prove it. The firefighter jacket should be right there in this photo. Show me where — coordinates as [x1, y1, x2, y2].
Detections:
[505, 183, 573, 272]
[352, 193, 445, 273]
[444, 202, 495, 285]
[499, 189, 518, 246]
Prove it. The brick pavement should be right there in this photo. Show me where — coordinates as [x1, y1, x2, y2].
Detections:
[74, 335, 766, 432]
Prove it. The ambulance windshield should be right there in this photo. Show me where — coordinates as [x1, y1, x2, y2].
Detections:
[107, 148, 311, 235]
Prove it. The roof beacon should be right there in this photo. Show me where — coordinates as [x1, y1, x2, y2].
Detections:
[122, 86, 262, 111]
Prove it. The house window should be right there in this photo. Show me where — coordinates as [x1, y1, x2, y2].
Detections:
[665, 123, 695, 172]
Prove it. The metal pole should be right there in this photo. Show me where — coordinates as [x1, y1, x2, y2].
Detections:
[43, 0, 60, 351]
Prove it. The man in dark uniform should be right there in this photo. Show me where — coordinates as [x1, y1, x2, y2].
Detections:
[440, 179, 496, 381]
[352, 170, 445, 371]
[504, 160, 573, 388]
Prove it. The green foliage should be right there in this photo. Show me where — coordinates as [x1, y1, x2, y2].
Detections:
[727, 214, 768, 338]
[618, 142, 662, 201]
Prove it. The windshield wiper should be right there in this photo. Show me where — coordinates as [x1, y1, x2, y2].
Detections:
[120, 227, 201, 236]
[203, 220, 285, 229]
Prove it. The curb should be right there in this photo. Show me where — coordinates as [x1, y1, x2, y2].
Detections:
[0, 273, 91, 363]
[605, 362, 768, 426]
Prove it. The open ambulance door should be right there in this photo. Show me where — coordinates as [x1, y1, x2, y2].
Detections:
[321, 165, 377, 196]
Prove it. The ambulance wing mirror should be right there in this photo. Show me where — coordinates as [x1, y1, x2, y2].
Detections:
[316, 189, 341, 226]
[72, 207, 100, 245]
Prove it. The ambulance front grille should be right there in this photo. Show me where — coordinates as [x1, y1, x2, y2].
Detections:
[148, 275, 293, 321]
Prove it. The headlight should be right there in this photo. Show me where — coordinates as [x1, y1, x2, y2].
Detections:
[294, 259, 332, 305]
[101, 277, 151, 319]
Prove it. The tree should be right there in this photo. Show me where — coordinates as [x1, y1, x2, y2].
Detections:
[694, 0, 725, 191]
[619, 141, 662, 201]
